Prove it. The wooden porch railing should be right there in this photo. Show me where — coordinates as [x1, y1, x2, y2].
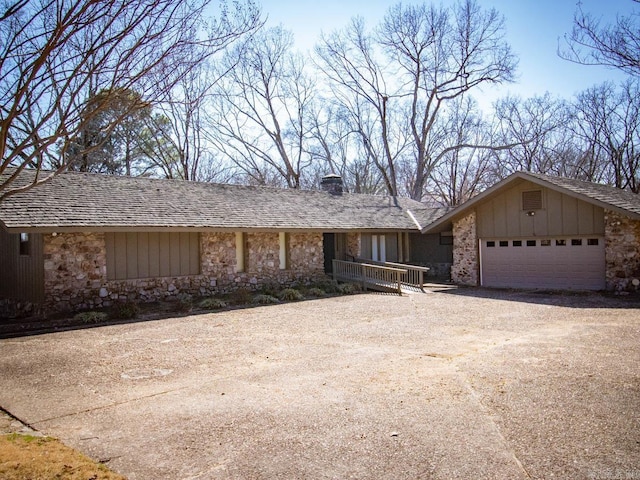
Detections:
[354, 258, 430, 291]
[332, 259, 407, 296]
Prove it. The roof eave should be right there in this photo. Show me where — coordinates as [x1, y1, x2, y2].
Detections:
[1, 225, 421, 234]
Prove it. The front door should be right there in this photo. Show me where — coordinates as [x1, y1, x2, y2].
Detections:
[323, 233, 347, 274]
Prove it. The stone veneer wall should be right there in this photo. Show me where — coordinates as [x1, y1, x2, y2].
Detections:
[451, 212, 478, 286]
[288, 232, 324, 279]
[604, 210, 640, 292]
[44, 232, 107, 312]
[346, 233, 361, 259]
[41, 231, 327, 313]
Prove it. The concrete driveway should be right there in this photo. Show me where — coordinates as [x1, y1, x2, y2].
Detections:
[1, 288, 639, 479]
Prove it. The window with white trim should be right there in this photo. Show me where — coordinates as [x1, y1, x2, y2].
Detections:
[235, 232, 247, 273]
[279, 232, 289, 270]
[371, 234, 386, 262]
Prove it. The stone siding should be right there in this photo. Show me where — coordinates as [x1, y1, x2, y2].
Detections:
[289, 232, 324, 278]
[44, 232, 107, 312]
[346, 233, 361, 259]
[604, 210, 640, 292]
[39, 231, 327, 314]
[451, 212, 478, 286]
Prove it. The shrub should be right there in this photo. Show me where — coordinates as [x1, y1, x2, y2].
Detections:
[337, 282, 361, 295]
[252, 294, 280, 305]
[111, 301, 140, 320]
[175, 294, 193, 313]
[306, 287, 326, 298]
[260, 281, 281, 297]
[73, 311, 109, 324]
[228, 288, 253, 305]
[198, 298, 228, 310]
[314, 279, 340, 293]
[278, 288, 304, 301]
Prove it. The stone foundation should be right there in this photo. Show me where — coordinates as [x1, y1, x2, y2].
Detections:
[451, 212, 478, 286]
[604, 210, 640, 292]
[32, 230, 328, 314]
[0, 299, 43, 319]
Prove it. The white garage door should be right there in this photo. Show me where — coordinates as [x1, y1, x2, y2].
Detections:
[480, 237, 606, 290]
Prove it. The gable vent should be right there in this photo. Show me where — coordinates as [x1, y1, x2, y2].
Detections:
[522, 190, 543, 211]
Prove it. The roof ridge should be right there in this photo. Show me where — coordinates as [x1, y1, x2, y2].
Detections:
[2, 167, 442, 208]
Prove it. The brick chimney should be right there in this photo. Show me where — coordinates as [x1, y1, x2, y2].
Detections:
[320, 174, 343, 195]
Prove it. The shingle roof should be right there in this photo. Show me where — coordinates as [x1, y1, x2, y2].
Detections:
[525, 172, 640, 217]
[0, 169, 444, 232]
[421, 171, 640, 233]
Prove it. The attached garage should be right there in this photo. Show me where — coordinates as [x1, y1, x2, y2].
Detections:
[421, 171, 640, 292]
[473, 178, 608, 290]
[479, 237, 605, 290]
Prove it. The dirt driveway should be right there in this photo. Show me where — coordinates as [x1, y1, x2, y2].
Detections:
[1, 288, 639, 479]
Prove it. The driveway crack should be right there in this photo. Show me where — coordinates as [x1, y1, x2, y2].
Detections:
[31, 387, 189, 425]
[457, 369, 533, 479]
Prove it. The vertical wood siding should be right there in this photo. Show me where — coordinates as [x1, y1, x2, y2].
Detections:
[0, 228, 17, 298]
[105, 232, 200, 280]
[477, 180, 605, 238]
[0, 230, 44, 302]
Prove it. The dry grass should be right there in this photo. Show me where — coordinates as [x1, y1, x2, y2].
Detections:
[0, 433, 126, 480]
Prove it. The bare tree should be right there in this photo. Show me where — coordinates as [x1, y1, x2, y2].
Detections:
[493, 93, 571, 176]
[560, 1, 640, 76]
[305, 102, 385, 194]
[0, 0, 261, 200]
[427, 97, 494, 206]
[572, 80, 640, 192]
[208, 26, 315, 188]
[141, 56, 232, 182]
[315, 0, 517, 200]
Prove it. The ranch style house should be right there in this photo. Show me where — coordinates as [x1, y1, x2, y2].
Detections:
[0, 169, 638, 317]
[0, 170, 449, 316]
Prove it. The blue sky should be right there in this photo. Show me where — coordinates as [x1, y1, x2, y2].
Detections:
[261, 0, 636, 109]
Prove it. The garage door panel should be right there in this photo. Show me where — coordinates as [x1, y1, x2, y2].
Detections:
[480, 238, 605, 290]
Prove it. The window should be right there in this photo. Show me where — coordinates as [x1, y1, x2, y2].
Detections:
[440, 231, 453, 245]
[499, 240, 508, 247]
[522, 190, 543, 211]
[105, 232, 200, 280]
[526, 240, 536, 246]
[571, 239, 582, 246]
[371, 234, 386, 262]
[235, 232, 247, 273]
[19, 233, 30, 256]
[541, 239, 551, 246]
[486, 241, 495, 247]
[279, 232, 289, 270]
[513, 240, 522, 247]
[556, 239, 566, 246]
[588, 238, 599, 246]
